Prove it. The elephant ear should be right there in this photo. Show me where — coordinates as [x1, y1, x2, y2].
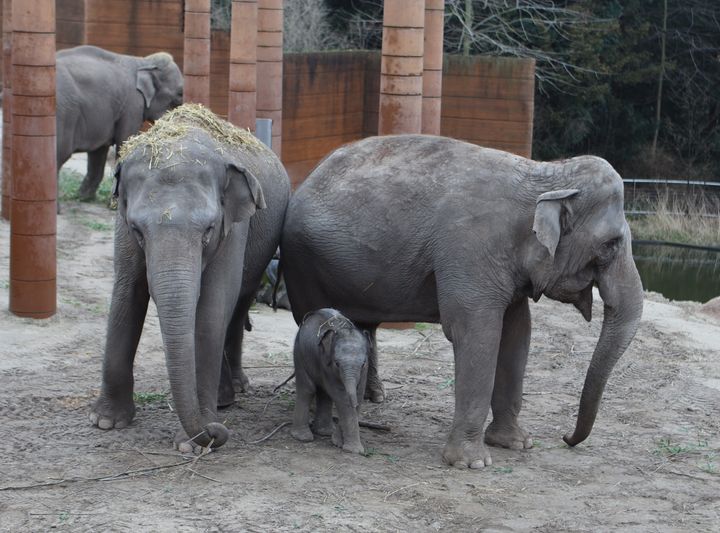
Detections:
[317, 323, 336, 363]
[112, 163, 124, 215]
[136, 66, 158, 109]
[222, 163, 267, 238]
[532, 189, 579, 258]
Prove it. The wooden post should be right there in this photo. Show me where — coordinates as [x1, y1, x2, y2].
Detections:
[422, 0, 443, 135]
[256, 0, 282, 154]
[9, 0, 56, 318]
[379, 0, 425, 135]
[1, 0, 12, 220]
[183, 0, 211, 106]
[228, 0, 256, 130]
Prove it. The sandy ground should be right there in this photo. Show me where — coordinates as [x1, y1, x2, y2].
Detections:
[1, 197, 719, 532]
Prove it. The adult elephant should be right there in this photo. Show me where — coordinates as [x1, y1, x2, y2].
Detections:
[89, 104, 290, 450]
[280, 135, 644, 468]
[57, 45, 183, 202]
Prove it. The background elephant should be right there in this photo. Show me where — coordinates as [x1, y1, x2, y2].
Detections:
[89, 104, 290, 450]
[291, 308, 370, 454]
[56, 45, 183, 202]
[280, 135, 644, 468]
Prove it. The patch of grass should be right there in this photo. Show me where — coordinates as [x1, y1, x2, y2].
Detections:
[81, 219, 113, 232]
[278, 389, 295, 410]
[133, 391, 168, 405]
[362, 447, 400, 463]
[438, 377, 455, 390]
[493, 466, 513, 474]
[59, 168, 115, 207]
[0, 280, 8, 289]
[628, 191, 720, 247]
[654, 437, 720, 475]
[698, 453, 718, 474]
[654, 438, 697, 457]
[414, 322, 430, 331]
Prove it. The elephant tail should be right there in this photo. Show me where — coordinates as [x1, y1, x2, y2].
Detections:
[271, 256, 284, 312]
[273, 371, 295, 394]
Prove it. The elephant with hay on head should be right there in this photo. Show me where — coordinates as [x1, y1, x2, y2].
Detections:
[89, 104, 290, 451]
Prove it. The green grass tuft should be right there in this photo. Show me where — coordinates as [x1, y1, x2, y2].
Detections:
[133, 391, 168, 405]
[59, 168, 115, 207]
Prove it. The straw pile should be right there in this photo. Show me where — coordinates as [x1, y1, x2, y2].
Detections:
[119, 103, 269, 168]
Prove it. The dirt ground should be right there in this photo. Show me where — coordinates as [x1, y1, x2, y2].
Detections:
[1, 199, 719, 532]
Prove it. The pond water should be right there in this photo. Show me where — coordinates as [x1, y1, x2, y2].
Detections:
[633, 243, 720, 303]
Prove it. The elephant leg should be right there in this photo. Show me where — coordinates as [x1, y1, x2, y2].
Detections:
[56, 145, 73, 214]
[78, 145, 110, 201]
[90, 229, 148, 429]
[220, 298, 252, 399]
[217, 302, 248, 407]
[217, 354, 236, 409]
[291, 369, 315, 442]
[332, 401, 363, 454]
[485, 298, 534, 450]
[312, 389, 334, 436]
[357, 323, 384, 403]
[441, 308, 504, 469]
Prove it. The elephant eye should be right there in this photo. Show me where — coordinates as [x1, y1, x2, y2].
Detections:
[596, 237, 621, 265]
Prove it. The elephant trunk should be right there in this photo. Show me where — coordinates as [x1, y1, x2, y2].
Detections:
[149, 251, 228, 449]
[564, 240, 643, 446]
[341, 369, 360, 409]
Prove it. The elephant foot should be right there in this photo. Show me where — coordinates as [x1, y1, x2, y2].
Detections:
[485, 421, 533, 450]
[76, 182, 97, 202]
[233, 370, 250, 394]
[331, 426, 364, 454]
[217, 374, 236, 409]
[291, 425, 314, 442]
[311, 419, 334, 437]
[442, 434, 493, 469]
[364, 379, 385, 403]
[89, 394, 135, 430]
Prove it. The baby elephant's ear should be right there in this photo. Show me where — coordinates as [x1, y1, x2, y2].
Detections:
[317, 322, 335, 360]
[223, 163, 267, 238]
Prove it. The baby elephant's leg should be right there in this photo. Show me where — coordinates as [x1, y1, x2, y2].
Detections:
[333, 402, 363, 454]
[291, 370, 314, 442]
[313, 389, 334, 436]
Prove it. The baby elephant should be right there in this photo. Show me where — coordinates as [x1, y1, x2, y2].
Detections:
[291, 309, 370, 454]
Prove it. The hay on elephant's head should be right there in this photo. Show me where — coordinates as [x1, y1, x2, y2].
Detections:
[119, 103, 268, 168]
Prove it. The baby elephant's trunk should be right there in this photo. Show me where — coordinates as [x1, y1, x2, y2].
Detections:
[342, 372, 359, 409]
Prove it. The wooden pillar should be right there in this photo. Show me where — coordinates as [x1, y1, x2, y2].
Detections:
[379, 0, 425, 135]
[183, 0, 211, 106]
[422, 0, 444, 135]
[256, 0, 282, 154]
[1, 0, 12, 220]
[9, 0, 56, 318]
[228, 0, 256, 131]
